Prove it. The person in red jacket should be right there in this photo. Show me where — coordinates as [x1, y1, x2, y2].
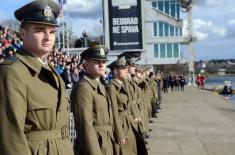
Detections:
[196, 74, 201, 88]
[200, 74, 206, 89]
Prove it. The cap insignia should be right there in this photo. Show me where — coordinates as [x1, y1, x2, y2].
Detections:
[120, 56, 126, 65]
[99, 48, 105, 56]
[44, 5, 52, 17]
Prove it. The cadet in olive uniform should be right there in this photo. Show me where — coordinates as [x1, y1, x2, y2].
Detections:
[70, 45, 114, 155]
[134, 66, 151, 141]
[0, 0, 74, 155]
[128, 63, 147, 134]
[107, 57, 147, 155]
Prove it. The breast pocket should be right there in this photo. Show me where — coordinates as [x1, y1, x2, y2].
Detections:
[93, 94, 109, 124]
[117, 93, 128, 112]
[27, 91, 53, 111]
[27, 101, 51, 111]
[93, 96, 106, 110]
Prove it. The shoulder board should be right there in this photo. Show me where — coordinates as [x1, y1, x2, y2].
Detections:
[78, 79, 88, 86]
[1, 57, 17, 65]
[105, 82, 112, 88]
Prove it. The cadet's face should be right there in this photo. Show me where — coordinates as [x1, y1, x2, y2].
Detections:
[136, 72, 141, 79]
[84, 59, 107, 78]
[129, 66, 136, 75]
[115, 67, 128, 80]
[20, 23, 56, 57]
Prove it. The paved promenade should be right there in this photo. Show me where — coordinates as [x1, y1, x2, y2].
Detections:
[148, 87, 235, 155]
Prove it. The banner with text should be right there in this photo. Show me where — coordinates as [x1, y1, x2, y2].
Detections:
[108, 0, 143, 51]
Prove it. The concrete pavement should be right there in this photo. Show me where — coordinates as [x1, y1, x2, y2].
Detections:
[148, 87, 235, 155]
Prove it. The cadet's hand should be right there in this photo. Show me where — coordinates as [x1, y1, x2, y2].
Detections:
[133, 118, 139, 124]
[138, 116, 141, 122]
[118, 138, 126, 145]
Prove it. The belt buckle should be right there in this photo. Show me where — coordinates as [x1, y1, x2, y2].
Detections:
[61, 126, 68, 140]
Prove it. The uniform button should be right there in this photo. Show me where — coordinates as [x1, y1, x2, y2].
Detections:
[58, 109, 61, 112]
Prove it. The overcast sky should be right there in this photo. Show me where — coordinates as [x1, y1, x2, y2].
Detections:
[0, 0, 235, 60]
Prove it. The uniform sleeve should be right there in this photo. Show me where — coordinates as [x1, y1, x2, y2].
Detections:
[107, 86, 125, 142]
[150, 81, 157, 105]
[71, 84, 103, 155]
[0, 67, 31, 155]
[130, 83, 140, 119]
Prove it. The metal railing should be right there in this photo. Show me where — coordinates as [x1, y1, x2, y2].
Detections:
[69, 112, 76, 144]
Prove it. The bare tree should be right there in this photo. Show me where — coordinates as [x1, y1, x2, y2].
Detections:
[0, 19, 20, 32]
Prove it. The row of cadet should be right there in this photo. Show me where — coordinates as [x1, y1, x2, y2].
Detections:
[70, 45, 163, 155]
[0, 0, 161, 155]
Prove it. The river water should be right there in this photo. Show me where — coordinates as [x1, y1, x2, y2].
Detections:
[205, 76, 235, 103]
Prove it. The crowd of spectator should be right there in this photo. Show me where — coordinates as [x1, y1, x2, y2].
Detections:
[47, 48, 83, 88]
[0, 25, 22, 63]
[0, 25, 83, 89]
[161, 73, 186, 93]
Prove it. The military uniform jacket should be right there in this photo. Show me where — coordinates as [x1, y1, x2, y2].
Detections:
[132, 78, 145, 110]
[70, 74, 114, 155]
[0, 49, 74, 155]
[107, 79, 134, 141]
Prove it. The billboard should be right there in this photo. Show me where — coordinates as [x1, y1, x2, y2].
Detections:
[108, 0, 143, 51]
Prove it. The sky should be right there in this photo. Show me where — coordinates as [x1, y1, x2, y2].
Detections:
[0, 0, 235, 61]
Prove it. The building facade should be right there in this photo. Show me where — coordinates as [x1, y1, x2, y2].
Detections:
[139, 0, 189, 66]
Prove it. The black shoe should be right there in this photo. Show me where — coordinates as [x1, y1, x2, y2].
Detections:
[145, 134, 150, 139]
[145, 140, 148, 145]
[152, 114, 158, 118]
[149, 120, 154, 123]
[149, 128, 152, 132]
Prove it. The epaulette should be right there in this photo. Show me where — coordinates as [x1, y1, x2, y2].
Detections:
[1, 57, 17, 65]
[78, 79, 87, 86]
[105, 82, 112, 88]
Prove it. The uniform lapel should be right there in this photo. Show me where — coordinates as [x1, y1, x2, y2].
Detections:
[48, 63, 60, 90]
[121, 79, 130, 96]
[84, 75, 99, 91]
[16, 49, 42, 74]
[55, 69, 66, 111]
[98, 82, 107, 97]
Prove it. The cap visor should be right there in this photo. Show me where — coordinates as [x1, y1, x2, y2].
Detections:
[27, 21, 59, 27]
[89, 58, 108, 61]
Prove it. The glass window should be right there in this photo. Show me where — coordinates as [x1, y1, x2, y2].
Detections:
[152, 2, 157, 8]
[179, 27, 182, 36]
[173, 43, 179, 58]
[170, 2, 176, 18]
[153, 22, 158, 37]
[170, 25, 174, 36]
[158, 1, 164, 12]
[167, 43, 173, 58]
[176, 3, 180, 19]
[165, 1, 170, 15]
[159, 22, 164, 37]
[164, 23, 169, 36]
[154, 44, 159, 58]
[175, 27, 179, 36]
[160, 43, 166, 58]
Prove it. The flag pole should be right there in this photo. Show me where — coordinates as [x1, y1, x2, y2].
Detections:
[57, 18, 61, 49]
[62, 14, 65, 51]
[66, 2, 70, 56]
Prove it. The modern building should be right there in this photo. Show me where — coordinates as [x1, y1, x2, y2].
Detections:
[102, 0, 195, 69]
[139, 0, 193, 68]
